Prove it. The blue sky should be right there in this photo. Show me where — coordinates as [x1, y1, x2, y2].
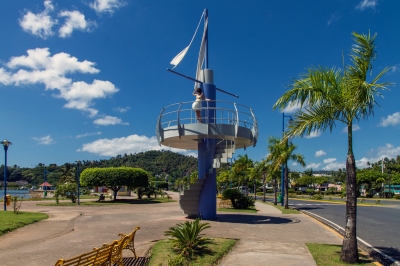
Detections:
[0, 0, 399, 171]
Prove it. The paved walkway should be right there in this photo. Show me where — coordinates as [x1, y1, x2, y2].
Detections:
[0, 192, 342, 265]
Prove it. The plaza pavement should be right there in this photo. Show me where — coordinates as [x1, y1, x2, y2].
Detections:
[0, 192, 343, 266]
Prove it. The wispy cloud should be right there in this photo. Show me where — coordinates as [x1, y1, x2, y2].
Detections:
[76, 131, 102, 138]
[391, 64, 400, 73]
[93, 116, 128, 126]
[379, 112, 400, 127]
[114, 107, 130, 113]
[323, 158, 336, 164]
[90, 0, 127, 14]
[355, 0, 378, 11]
[315, 150, 326, 157]
[19, 0, 57, 39]
[342, 124, 360, 133]
[306, 163, 321, 169]
[58, 10, 96, 38]
[33, 135, 55, 145]
[78, 134, 195, 157]
[322, 161, 345, 171]
[327, 13, 341, 25]
[305, 130, 321, 139]
[281, 101, 304, 114]
[1, 48, 119, 118]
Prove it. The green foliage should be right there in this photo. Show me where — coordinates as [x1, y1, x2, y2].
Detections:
[81, 167, 149, 200]
[306, 188, 314, 195]
[222, 188, 255, 209]
[311, 194, 324, 200]
[395, 194, 400, 200]
[164, 219, 211, 257]
[55, 182, 78, 203]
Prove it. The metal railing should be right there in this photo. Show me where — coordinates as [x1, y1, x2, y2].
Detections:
[156, 100, 258, 144]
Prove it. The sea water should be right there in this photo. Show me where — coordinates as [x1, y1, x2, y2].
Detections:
[0, 190, 31, 199]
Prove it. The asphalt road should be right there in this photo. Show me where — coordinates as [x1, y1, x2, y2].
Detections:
[287, 199, 400, 262]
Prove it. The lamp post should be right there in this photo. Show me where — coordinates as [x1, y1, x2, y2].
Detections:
[43, 165, 49, 198]
[76, 160, 81, 205]
[165, 175, 169, 191]
[281, 113, 293, 206]
[2, 140, 11, 211]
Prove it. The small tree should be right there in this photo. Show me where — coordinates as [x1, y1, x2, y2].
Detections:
[55, 182, 78, 203]
[81, 167, 149, 201]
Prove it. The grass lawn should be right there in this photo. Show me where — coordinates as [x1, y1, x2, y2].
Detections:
[258, 201, 300, 214]
[0, 211, 48, 236]
[306, 244, 376, 266]
[217, 207, 257, 213]
[148, 238, 237, 266]
[36, 197, 176, 206]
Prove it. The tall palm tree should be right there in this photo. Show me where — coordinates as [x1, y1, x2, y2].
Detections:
[266, 136, 306, 209]
[232, 154, 254, 194]
[273, 31, 391, 263]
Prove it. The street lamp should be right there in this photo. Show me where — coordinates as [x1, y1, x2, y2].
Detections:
[2, 140, 11, 211]
[281, 113, 293, 206]
[76, 160, 81, 205]
[43, 165, 49, 198]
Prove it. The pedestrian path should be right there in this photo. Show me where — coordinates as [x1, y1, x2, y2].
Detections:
[0, 191, 343, 266]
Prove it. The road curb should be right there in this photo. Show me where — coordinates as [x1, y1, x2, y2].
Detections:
[295, 208, 400, 266]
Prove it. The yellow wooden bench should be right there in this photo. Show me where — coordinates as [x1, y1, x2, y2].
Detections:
[54, 242, 115, 266]
[117, 226, 140, 258]
[54, 234, 130, 266]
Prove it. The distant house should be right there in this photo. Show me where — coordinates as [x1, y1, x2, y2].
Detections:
[39, 182, 53, 190]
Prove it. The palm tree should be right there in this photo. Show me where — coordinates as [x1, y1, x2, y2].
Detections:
[266, 136, 306, 209]
[232, 154, 254, 194]
[273, 31, 391, 263]
[249, 160, 270, 202]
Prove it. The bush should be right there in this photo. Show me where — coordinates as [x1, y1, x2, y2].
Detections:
[222, 188, 254, 209]
[288, 193, 297, 198]
[395, 194, 400, 200]
[365, 193, 374, 198]
[311, 194, 324, 200]
[288, 188, 296, 193]
[305, 188, 314, 195]
[55, 182, 78, 203]
[164, 219, 211, 257]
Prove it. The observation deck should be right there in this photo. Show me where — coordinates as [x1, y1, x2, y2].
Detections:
[156, 100, 258, 159]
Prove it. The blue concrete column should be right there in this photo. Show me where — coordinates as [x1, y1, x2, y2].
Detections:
[197, 79, 217, 220]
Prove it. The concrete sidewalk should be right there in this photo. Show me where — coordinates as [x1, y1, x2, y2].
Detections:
[0, 192, 342, 265]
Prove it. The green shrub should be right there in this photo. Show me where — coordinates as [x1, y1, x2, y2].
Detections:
[395, 194, 400, 200]
[288, 193, 297, 198]
[311, 194, 324, 200]
[164, 219, 211, 257]
[305, 188, 314, 195]
[365, 193, 374, 198]
[222, 188, 254, 209]
[288, 188, 296, 193]
[235, 195, 255, 209]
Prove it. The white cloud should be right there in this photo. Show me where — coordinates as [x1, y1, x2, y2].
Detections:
[78, 134, 195, 157]
[1, 48, 119, 118]
[306, 163, 321, 169]
[58, 10, 96, 38]
[315, 150, 326, 157]
[90, 0, 127, 14]
[93, 116, 128, 126]
[19, 0, 57, 39]
[292, 162, 298, 166]
[379, 112, 400, 127]
[281, 101, 303, 114]
[327, 13, 341, 25]
[33, 135, 55, 145]
[322, 161, 345, 171]
[356, 157, 370, 169]
[76, 131, 102, 138]
[114, 107, 130, 113]
[392, 64, 400, 73]
[342, 124, 360, 133]
[356, 0, 378, 10]
[305, 130, 321, 139]
[323, 158, 336, 164]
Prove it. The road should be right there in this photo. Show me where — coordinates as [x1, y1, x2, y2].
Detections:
[287, 198, 400, 263]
